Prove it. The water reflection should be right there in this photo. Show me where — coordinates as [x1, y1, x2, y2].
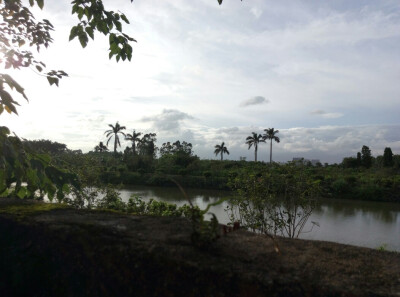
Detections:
[314, 198, 400, 223]
[119, 185, 400, 251]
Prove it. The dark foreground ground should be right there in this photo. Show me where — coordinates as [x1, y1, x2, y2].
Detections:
[0, 198, 399, 297]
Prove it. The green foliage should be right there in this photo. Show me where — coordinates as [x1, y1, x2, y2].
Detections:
[94, 141, 108, 152]
[228, 163, 320, 238]
[383, 147, 394, 167]
[331, 178, 350, 195]
[174, 185, 225, 249]
[0, 0, 136, 201]
[0, 202, 70, 219]
[97, 186, 126, 211]
[342, 157, 359, 169]
[377, 243, 387, 251]
[190, 210, 220, 249]
[157, 152, 199, 176]
[0, 0, 135, 116]
[0, 127, 79, 200]
[69, 0, 136, 61]
[361, 145, 372, 168]
[125, 129, 142, 157]
[127, 196, 195, 217]
[0, 0, 71, 114]
[23, 139, 67, 155]
[160, 140, 193, 157]
[137, 133, 157, 158]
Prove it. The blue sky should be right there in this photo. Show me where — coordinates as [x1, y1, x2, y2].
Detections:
[2, 0, 400, 163]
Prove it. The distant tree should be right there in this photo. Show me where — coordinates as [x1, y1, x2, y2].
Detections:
[342, 157, 359, 169]
[374, 155, 383, 168]
[393, 155, 400, 169]
[94, 141, 108, 152]
[383, 147, 394, 167]
[23, 139, 67, 154]
[137, 133, 157, 158]
[246, 132, 265, 162]
[173, 140, 193, 155]
[160, 142, 174, 156]
[214, 142, 230, 161]
[361, 145, 372, 168]
[356, 152, 362, 167]
[125, 130, 142, 157]
[105, 122, 126, 154]
[263, 128, 280, 163]
[160, 140, 193, 157]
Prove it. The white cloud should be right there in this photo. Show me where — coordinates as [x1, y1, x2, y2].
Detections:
[250, 7, 263, 19]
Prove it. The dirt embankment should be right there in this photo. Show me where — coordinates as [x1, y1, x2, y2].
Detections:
[0, 198, 399, 297]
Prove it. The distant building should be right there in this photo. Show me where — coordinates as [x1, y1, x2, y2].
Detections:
[239, 156, 247, 161]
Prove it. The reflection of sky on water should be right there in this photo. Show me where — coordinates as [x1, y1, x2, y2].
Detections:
[301, 200, 400, 251]
[119, 186, 400, 251]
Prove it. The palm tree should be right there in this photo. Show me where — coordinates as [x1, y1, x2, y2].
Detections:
[246, 132, 265, 162]
[94, 141, 108, 152]
[214, 142, 229, 161]
[104, 122, 126, 154]
[125, 129, 142, 156]
[263, 128, 280, 164]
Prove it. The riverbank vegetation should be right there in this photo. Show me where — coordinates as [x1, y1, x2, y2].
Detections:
[2, 136, 398, 203]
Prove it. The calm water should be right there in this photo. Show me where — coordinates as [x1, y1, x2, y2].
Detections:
[119, 185, 400, 251]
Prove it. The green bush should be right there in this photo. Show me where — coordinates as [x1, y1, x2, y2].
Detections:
[354, 184, 384, 200]
[331, 178, 351, 196]
[97, 187, 126, 211]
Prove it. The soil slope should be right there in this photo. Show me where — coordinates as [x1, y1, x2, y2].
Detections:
[0, 198, 399, 297]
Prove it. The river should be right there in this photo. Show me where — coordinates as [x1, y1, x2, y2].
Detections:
[118, 185, 400, 252]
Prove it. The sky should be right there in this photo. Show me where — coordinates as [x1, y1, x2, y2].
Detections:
[2, 0, 400, 163]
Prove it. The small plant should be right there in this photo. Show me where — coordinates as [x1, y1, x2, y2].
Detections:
[377, 243, 387, 251]
[127, 196, 195, 217]
[97, 186, 126, 211]
[171, 178, 225, 249]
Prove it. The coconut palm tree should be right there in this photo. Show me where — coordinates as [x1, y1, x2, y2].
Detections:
[263, 128, 280, 164]
[125, 129, 142, 156]
[105, 122, 126, 154]
[214, 142, 229, 161]
[246, 132, 265, 162]
[94, 141, 108, 152]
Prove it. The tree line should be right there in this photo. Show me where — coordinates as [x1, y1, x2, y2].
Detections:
[98, 121, 282, 163]
[342, 145, 396, 169]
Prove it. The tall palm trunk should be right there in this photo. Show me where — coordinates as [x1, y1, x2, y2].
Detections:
[221, 152, 223, 161]
[114, 134, 117, 154]
[270, 140, 272, 163]
[255, 146, 258, 162]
